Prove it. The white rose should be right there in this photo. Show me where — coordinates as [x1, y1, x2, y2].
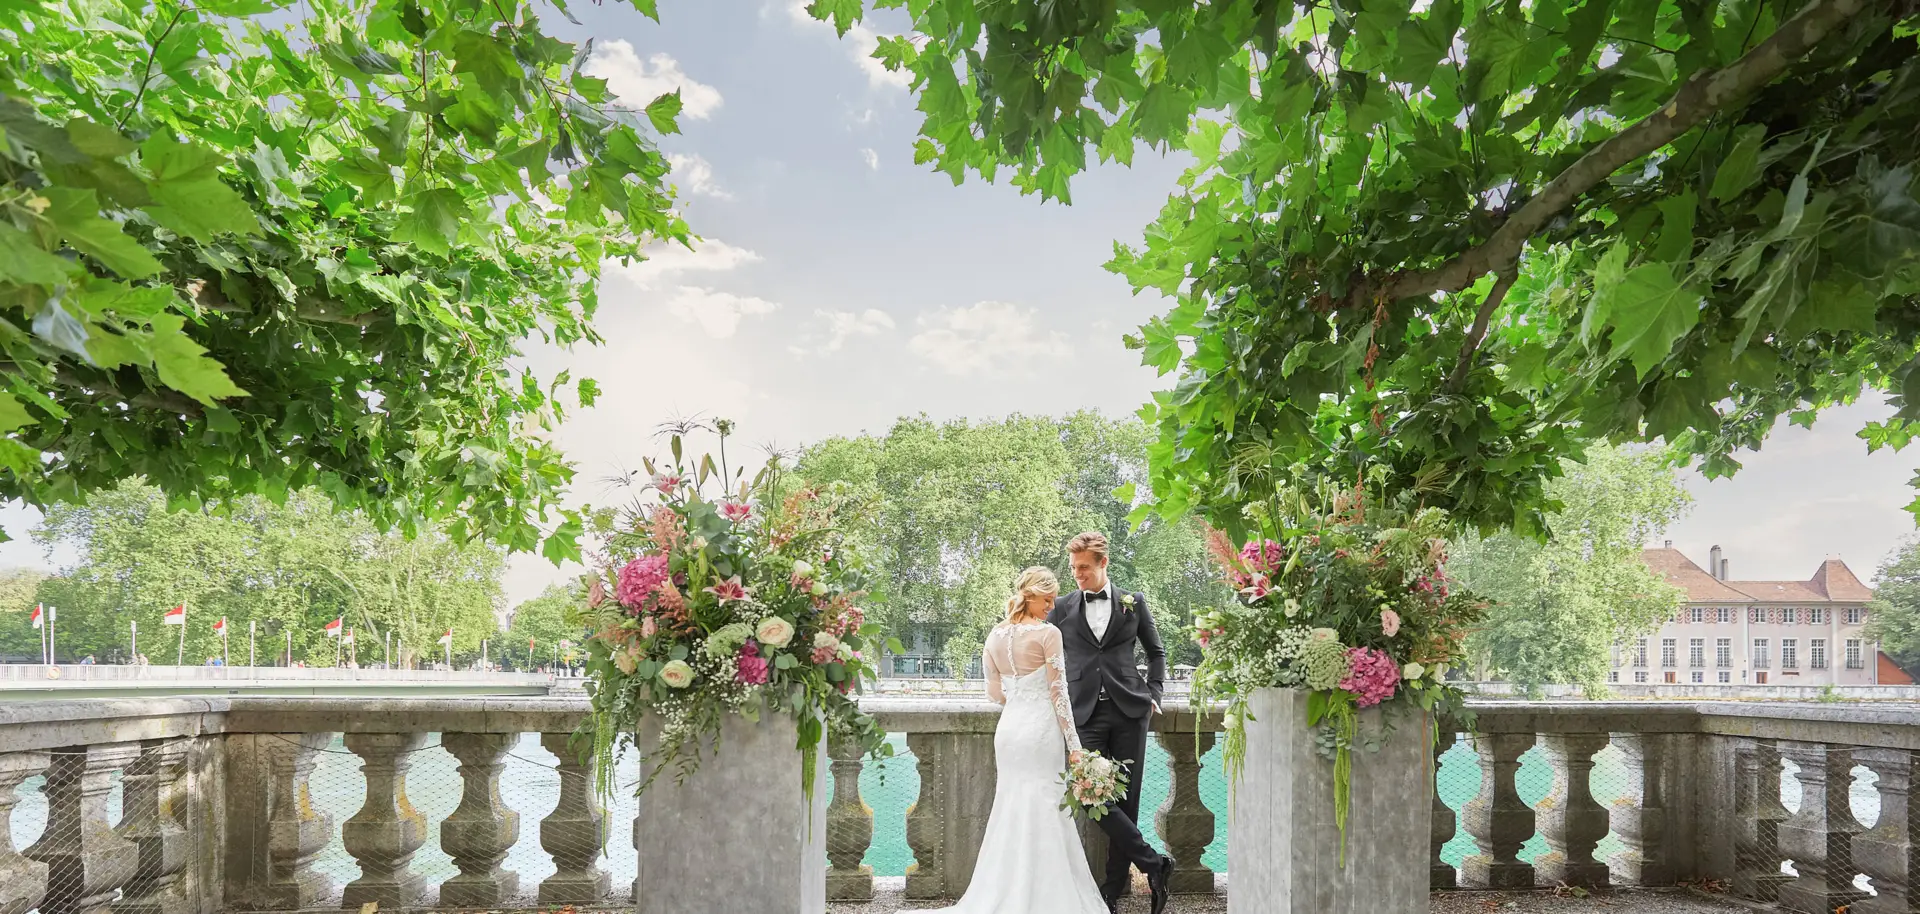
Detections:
[791, 559, 814, 578]
[1402, 662, 1426, 681]
[1283, 598, 1301, 618]
[814, 632, 840, 651]
[755, 616, 796, 648]
[811, 581, 829, 596]
[659, 660, 696, 689]
[1433, 662, 1450, 679]
[836, 643, 854, 661]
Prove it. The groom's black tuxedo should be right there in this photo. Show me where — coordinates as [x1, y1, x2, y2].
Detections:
[1049, 581, 1171, 906]
[1049, 586, 1168, 724]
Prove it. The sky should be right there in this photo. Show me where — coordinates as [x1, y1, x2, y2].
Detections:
[0, 0, 1914, 604]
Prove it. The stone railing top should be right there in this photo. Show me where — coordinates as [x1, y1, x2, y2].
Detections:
[3, 694, 1916, 752]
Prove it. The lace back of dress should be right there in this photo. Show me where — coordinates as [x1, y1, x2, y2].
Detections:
[999, 623, 1053, 700]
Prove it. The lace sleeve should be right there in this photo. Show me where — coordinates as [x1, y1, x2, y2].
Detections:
[1040, 626, 1082, 752]
[983, 631, 1005, 706]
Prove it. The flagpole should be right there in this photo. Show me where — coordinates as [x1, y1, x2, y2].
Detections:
[285, 630, 292, 667]
[39, 606, 48, 666]
[334, 632, 342, 669]
[222, 623, 229, 667]
[131, 619, 137, 662]
[47, 606, 55, 665]
[385, 630, 392, 669]
[249, 621, 256, 668]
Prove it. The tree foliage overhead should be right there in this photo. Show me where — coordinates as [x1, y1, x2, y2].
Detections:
[2, 0, 684, 555]
[1449, 444, 1691, 690]
[1865, 536, 1920, 670]
[814, 0, 1920, 533]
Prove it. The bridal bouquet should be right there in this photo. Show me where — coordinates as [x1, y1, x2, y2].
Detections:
[574, 422, 897, 803]
[1190, 476, 1484, 857]
[1059, 750, 1130, 821]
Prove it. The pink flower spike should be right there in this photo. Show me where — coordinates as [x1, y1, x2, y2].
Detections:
[705, 576, 750, 603]
[721, 500, 753, 523]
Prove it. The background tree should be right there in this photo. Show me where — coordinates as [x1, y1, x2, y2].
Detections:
[796, 411, 1227, 674]
[24, 480, 503, 664]
[0, 567, 49, 658]
[3, 0, 686, 559]
[812, 0, 1920, 538]
[1451, 444, 1692, 690]
[1865, 537, 1920, 672]
[506, 583, 582, 667]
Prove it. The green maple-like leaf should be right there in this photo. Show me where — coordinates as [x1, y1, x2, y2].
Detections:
[139, 135, 261, 240]
[645, 91, 683, 136]
[38, 187, 163, 278]
[0, 222, 74, 285]
[1591, 250, 1702, 379]
[392, 187, 470, 256]
[147, 314, 248, 405]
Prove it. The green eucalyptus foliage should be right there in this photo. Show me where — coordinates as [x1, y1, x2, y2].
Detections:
[812, 0, 1920, 533]
[2, 0, 685, 555]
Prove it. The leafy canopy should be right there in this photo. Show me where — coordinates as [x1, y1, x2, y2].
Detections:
[2, 0, 685, 557]
[813, 0, 1920, 533]
[1865, 536, 1920, 671]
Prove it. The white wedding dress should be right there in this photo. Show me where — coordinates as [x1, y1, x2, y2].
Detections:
[903, 621, 1109, 914]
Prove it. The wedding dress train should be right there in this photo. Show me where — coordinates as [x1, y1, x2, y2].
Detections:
[902, 621, 1110, 914]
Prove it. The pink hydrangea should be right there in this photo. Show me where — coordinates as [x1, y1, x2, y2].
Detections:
[617, 555, 670, 608]
[1339, 647, 1400, 708]
[1239, 539, 1285, 574]
[1380, 608, 1402, 637]
[736, 640, 770, 685]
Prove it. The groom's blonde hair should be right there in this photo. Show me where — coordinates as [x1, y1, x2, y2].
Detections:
[1004, 566, 1060, 624]
[1067, 531, 1109, 561]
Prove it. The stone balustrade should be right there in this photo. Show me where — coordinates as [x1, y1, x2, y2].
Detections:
[0, 696, 1915, 912]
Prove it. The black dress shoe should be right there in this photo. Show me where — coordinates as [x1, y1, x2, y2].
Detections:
[1103, 895, 1121, 914]
[1148, 854, 1174, 914]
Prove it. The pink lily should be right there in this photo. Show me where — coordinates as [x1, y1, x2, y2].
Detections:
[651, 472, 685, 491]
[705, 576, 750, 602]
[721, 500, 753, 522]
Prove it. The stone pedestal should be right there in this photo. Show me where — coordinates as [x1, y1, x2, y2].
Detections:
[0, 751, 51, 914]
[632, 710, 828, 914]
[1228, 688, 1430, 914]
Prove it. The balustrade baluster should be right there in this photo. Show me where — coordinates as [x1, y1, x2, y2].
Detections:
[1431, 730, 1458, 890]
[1607, 732, 1675, 886]
[440, 733, 521, 906]
[1154, 729, 1216, 893]
[1778, 743, 1870, 914]
[340, 732, 429, 909]
[253, 733, 335, 909]
[25, 743, 140, 914]
[1854, 747, 1917, 914]
[1535, 733, 1611, 888]
[1732, 740, 1793, 903]
[112, 740, 191, 914]
[0, 750, 50, 914]
[826, 733, 874, 901]
[903, 732, 949, 899]
[538, 732, 610, 905]
[1460, 733, 1536, 889]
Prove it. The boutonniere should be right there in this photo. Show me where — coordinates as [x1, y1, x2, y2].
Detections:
[1119, 593, 1137, 613]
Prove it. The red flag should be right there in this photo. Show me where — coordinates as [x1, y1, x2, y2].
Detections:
[341, 627, 354, 646]
[323, 617, 342, 638]
[30, 604, 42, 630]
[213, 617, 227, 636]
[162, 605, 186, 626]
[438, 628, 453, 647]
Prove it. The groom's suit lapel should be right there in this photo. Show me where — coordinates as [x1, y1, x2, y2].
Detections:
[1072, 590, 1101, 648]
[1095, 582, 1120, 650]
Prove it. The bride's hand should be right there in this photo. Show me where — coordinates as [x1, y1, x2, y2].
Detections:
[1069, 750, 1085, 765]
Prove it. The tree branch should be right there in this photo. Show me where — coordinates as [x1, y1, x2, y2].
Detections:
[0, 360, 206, 417]
[187, 279, 379, 327]
[1446, 270, 1518, 392]
[1378, 0, 1877, 304]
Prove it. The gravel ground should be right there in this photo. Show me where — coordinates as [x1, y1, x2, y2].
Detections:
[828, 881, 1754, 914]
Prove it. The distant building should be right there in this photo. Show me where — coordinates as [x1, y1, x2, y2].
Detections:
[1621, 543, 1912, 686]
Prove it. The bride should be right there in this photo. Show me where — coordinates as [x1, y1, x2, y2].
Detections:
[904, 566, 1110, 914]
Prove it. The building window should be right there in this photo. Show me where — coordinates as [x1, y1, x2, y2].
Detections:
[1756, 671, 1770, 684]
[1808, 607, 1828, 625]
[1782, 639, 1798, 670]
[1847, 639, 1864, 669]
[1811, 639, 1828, 670]
[1717, 607, 1736, 624]
[1716, 638, 1733, 667]
[1691, 671, 1704, 684]
[1634, 671, 1649, 683]
[1609, 671, 1620, 683]
[1718, 671, 1732, 684]
[1750, 607, 1768, 624]
[1689, 638, 1705, 667]
[1662, 639, 1678, 668]
[1753, 639, 1771, 669]
[1634, 638, 1649, 667]
[1611, 642, 1623, 667]
[1780, 607, 1798, 625]
[1846, 607, 1866, 625]
[1690, 606, 1706, 624]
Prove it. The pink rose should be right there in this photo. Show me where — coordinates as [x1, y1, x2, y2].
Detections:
[1381, 608, 1402, 637]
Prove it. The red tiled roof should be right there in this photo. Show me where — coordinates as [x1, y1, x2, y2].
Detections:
[1880, 651, 1915, 686]
[1639, 550, 1874, 604]
[1640, 548, 1751, 602]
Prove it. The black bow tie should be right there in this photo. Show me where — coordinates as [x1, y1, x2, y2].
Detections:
[1084, 591, 1108, 602]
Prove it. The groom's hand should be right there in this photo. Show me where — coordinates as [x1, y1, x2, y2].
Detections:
[1151, 701, 1161, 715]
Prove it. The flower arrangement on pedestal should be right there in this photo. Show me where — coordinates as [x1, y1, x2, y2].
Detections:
[1190, 478, 1485, 859]
[574, 425, 895, 802]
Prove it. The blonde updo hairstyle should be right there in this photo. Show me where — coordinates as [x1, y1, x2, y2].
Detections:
[1004, 566, 1060, 625]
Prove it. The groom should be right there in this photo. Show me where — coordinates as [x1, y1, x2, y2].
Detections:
[1050, 531, 1174, 914]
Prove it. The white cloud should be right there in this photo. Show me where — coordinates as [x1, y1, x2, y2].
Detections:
[610, 239, 761, 289]
[907, 302, 1068, 376]
[861, 148, 880, 170]
[586, 42, 725, 119]
[667, 287, 781, 338]
[666, 153, 733, 200]
[794, 308, 895, 354]
[784, 1, 912, 91]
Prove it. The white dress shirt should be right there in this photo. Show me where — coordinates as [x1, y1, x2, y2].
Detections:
[1084, 585, 1112, 641]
